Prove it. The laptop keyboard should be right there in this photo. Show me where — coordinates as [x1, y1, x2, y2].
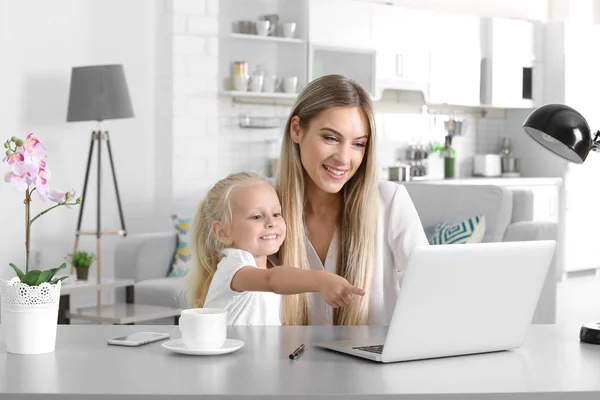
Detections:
[352, 344, 384, 354]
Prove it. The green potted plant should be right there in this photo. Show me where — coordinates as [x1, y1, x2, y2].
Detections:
[67, 251, 96, 281]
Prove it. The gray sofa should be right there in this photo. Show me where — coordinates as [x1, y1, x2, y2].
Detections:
[114, 183, 558, 324]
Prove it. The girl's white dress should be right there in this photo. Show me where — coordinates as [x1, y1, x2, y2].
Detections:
[204, 248, 281, 326]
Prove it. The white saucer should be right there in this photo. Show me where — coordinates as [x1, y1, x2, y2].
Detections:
[162, 338, 244, 355]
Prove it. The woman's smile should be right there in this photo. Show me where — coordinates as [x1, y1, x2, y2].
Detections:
[323, 164, 348, 180]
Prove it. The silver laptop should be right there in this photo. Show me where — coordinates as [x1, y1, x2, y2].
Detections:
[315, 240, 556, 363]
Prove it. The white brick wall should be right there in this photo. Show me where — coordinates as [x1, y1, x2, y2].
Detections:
[173, 0, 220, 209]
[476, 117, 507, 154]
[155, 0, 175, 230]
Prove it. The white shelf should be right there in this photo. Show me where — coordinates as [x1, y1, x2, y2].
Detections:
[224, 33, 306, 44]
[61, 278, 135, 296]
[67, 303, 182, 324]
[221, 91, 297, 99]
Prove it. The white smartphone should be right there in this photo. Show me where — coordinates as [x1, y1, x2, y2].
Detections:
[107, 332, 170, 347]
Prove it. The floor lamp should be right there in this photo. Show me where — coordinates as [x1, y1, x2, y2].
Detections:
[66, 64, 134, 306]
[523, 103, 600, 345]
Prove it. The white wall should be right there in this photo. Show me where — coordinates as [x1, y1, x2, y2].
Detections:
[172, 0, 220, 216]
[0, 1, 163, 303]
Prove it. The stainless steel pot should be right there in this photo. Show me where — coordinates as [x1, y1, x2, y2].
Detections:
[501, 157, 520, 173]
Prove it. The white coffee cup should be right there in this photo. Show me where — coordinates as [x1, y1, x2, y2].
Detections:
[233, 75, 249, 91]
[255, 20, 273, 36]
[263, 75, 281, 93]
[282, 22, 296, 38]
[283, 76, 298, 93]
[178, 308, 227, 350]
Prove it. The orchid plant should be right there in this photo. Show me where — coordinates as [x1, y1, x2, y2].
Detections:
[3, 134, 82, 286]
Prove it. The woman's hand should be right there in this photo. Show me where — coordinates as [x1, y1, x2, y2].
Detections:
[318, 272, 365, 308]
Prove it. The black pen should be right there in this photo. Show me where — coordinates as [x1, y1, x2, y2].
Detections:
[289, 344, 305, 360]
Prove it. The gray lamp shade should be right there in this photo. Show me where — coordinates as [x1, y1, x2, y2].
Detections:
[67, 64, 134, 122]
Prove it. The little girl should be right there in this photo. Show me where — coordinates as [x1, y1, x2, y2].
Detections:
[186, 171, 364, 325]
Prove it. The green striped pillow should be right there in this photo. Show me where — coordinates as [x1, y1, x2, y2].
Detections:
[428, 215, 486, 245]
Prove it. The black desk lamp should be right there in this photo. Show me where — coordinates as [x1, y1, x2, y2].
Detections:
[523, 103, 600, 345]
[66, 64, 134, 305]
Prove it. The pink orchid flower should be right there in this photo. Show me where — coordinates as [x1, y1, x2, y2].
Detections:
[35, 171, 50, 198]
[22, 134, 46, 156]
[5, 160, 39, 191]
[4, 171, 28, 191]
[48, 189, 77, 204]
[22, 136, 46, 167]
[2, 134, 50, 194]
[1, 152, 24, 165]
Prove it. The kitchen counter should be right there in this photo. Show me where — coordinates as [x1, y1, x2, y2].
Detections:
[403, 177, 563, 187]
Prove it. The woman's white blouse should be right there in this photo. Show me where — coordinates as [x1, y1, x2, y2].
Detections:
[306, 181, 428, 325]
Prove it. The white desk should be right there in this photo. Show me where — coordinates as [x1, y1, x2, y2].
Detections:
[0, 324, 599, 399]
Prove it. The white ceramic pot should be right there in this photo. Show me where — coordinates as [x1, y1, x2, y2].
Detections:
[0, 278, 61, 355]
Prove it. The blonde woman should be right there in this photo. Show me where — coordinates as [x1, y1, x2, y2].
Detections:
[186, 171, 364, 326]
[276, 75, 428, 326]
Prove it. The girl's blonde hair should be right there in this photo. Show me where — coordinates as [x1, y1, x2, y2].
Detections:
[277, 75, 378, 325]
[187, 171, 271, 308]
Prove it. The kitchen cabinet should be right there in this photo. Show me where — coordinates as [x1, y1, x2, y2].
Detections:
[308, 0, 374, 50]
[480, 18, 542, 108]
[310, 45, 376, 96]
[428, 13, 482, 107]
[371, 4, 431, 99]
[217, 0, 546, 108]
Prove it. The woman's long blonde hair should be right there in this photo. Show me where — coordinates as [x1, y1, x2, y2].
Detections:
[187, 171, 270, 308]
[277, 75, 378, 325]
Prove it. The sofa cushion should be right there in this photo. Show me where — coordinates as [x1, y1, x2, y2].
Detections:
[509, 189, 534, 223]
[404, 183, 513, 243]
[135, 277, 187, 308]
[428, 214, 486, 245]
[168, 215, 193, 278]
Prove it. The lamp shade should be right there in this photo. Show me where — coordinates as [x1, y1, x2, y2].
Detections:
[66, 64, 134, 122]
[522, 104, 592, 164]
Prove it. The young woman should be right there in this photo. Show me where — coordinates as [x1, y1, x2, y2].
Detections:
[186, 171, 364, 325]
[276, 75, 429, 326]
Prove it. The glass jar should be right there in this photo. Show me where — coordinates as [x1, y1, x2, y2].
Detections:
[232, 61, 248, 77]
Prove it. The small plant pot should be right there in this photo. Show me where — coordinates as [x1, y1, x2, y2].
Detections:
[75, 267, 89, 281]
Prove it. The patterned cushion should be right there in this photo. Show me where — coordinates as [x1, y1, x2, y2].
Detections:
[428, 215, 486, 245]
[168, 215, 193, 277]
